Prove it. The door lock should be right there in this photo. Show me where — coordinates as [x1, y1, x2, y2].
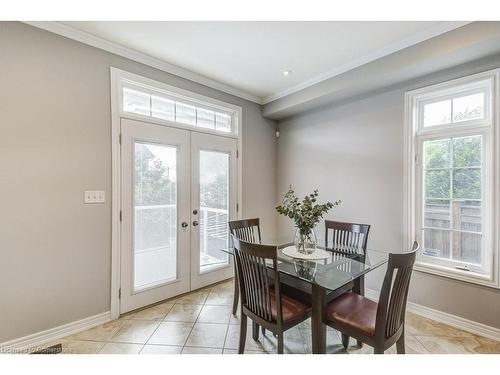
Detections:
[192, 220, 199, 227]
[181, 221, 188, 228]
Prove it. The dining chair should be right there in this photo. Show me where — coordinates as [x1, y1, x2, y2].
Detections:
[324, 241, 419, 354]
[325, 220, 371, 295]
[228, 218, 262, 315]
[325, 220, 371, 254]
[232, 235, 312, 354]
[229, 218, 262, 243]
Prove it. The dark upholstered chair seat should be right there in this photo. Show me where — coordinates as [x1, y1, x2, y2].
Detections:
[270, 289, 311, 323]
[326, 291, 377, 336]
[231, 236, 312, 353]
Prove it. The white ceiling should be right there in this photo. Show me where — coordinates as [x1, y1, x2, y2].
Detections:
[61, 21, 468, 103]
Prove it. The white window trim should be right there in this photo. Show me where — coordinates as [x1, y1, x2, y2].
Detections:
[109, 67, 243, 319]
[404, 68, 500, 288]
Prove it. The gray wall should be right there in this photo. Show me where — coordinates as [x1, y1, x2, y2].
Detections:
[0, 22, 277, 342]
[276, 60, 500, 329]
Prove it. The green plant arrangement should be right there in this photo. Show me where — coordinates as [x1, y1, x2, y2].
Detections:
[276, 187, 341, 254]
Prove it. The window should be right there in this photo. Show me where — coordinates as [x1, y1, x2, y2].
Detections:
[405, 71, 499, 287]
[119, 77, 239, 137]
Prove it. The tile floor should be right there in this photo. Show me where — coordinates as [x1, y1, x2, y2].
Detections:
[51, 279, 500, 354]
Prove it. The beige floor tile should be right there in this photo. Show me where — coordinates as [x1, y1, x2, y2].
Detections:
[210, 280, 234, 293]
[148, 321, 194, 346]
[263, 328, 307, 354]
[405, 312, 475, 338]
[344, 335, 428, 355]
[404, 335, 431, 354]
[185, 323, 228, 348]
[110, 320, 160, 344]
[58, 339, 106, 354]
[132, 303, 174, 321]
[140, 345, 183, 354]
[173, 290, 209, 305]
[68, 320, 122, 342]
[205, 290, 234, 306]
[345, 343, 375, 354]
[223, 349, 268, 354]
[296, 318, 311, 330]
[164, 304, 202, 322]
[119, 312, 137, 320]
[224, 324, 268, 352]
[182, 346, 223, 354]
[98, 342, 143, 354]
[416, 335, 500, 354]
[301, 328, 343, 354]
[229, 312, 252, 326]
[197, 305, 232, 324]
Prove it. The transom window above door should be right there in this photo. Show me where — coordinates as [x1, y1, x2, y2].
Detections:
[116, 70, 241, 138]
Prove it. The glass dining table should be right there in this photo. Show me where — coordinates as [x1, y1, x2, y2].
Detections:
[221, 238, 390, 354]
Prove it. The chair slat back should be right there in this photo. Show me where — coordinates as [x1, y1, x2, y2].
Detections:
[229, 218, 261, 243]
[231, 235, 281, 325]
[325, 220, 370, 254]
[376, 241, 419, 339]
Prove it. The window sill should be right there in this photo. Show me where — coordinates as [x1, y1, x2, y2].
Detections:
[414, 261, 499, 289]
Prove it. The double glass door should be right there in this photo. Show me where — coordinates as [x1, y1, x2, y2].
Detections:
[120, 119, 237, 313]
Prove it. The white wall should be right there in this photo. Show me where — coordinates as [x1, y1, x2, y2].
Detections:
[276, 62, 500, 329]
[0, 22, 277, 342]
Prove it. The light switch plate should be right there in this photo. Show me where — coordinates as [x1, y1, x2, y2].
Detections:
[84, 190, 105, 204]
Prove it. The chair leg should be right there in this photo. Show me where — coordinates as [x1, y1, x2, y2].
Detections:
[261, 326, 266, 336]
[374, 345, 384, 354]
[356, 340, 363, 348]
[252, 321, 259, 341]
[238, 314, 247, 354]
[232, 272, 239, 315]
[396, 331, 405, 354]
[341, 333, 350, 349]
[277, 333, 284, 354]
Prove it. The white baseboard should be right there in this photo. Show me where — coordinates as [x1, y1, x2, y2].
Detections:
[0, 311, 111, 353]
[365, 288, 500, 342]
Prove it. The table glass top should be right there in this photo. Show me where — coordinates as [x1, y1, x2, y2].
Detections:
[222, 237, 389, 292]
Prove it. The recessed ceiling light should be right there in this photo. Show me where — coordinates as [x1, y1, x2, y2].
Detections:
[282, 70, 292, 76]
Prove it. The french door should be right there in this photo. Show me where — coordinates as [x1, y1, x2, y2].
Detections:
[120, 119, 237, 313]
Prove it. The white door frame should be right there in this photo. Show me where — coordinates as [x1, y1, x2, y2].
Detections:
[110, 68, 243, 319]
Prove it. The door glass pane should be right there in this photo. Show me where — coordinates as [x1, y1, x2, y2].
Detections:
[199, 150, 229, 273]
[134, 142, 177, 290]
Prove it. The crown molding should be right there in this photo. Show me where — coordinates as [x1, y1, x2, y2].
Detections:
[261, 21, 473, 104]
[24, 21, 472, 107]
[24, 21, 263, 104]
